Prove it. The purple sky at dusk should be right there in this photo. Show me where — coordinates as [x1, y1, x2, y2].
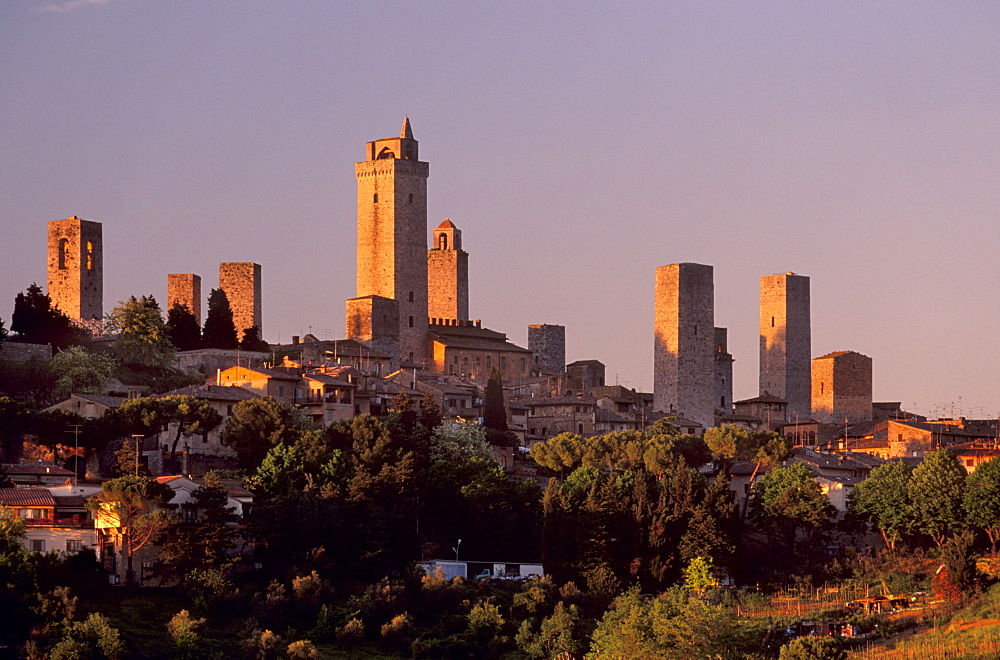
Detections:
[1, 1, 997, 418]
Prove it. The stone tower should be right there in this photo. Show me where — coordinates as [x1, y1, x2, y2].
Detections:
[427, 218, 469, 322]
[811, 350, 872, 424]
[219, 262, 261, 339]
[167, 274, 202, 324]
[653, 263, 715, 428]
[528, 324, 566, 374]
[47, 215, 103, 321]
[760, 272, 811, 420]
[714, 327, 734, 413]
[353, 117, 429, 366]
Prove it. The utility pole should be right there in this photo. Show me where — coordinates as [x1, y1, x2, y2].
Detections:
[65, 425, 83, 487]
[131, 434, 144, 477]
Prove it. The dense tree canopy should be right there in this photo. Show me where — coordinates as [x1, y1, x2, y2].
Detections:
[50, 346, 117, 396]
[165, 303, 201, 352]
[10, 283, 82, 349]
[850, 459, 913, 551]
[965, 456, 1000, 553]
[908, 449, 966, 546]
[107, 295, 174, 368]
[201, 289, 238, 350]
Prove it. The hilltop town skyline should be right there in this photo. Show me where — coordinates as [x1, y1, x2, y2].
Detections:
[2, 2, 997, 417]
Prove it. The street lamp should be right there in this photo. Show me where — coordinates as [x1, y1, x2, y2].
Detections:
[453, 538, 462, 561]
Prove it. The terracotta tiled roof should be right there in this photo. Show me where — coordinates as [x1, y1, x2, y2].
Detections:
[2, 464, 74, 476]
[0, 488, 56, 507]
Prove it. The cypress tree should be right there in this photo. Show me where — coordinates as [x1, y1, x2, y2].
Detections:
[202, 289, 238, 349]
[166, 303, 201, 351]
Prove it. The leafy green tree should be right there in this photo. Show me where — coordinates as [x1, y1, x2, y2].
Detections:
[252, 439, 349, 499]
[48, 613, 126, 660]
[964, 456, 1000, 554]
[850, 459, 913, 551]
[160, 478, 242, 579]
[517, 600, 582, 659]
[166, 302, 201, 351]
[706, 424, 792, 519]
[429, 421, 496, 464]
[682, 556, 718, 595]
[778, 636, 846, 660]
[908, 449, 966, 546]
[10, 283, 82, 349]
[418, 390, 443, 430]
[221, 397, 302, 470]
[752, 463, 834, 558]
[50, 346, 117, 396]
[530, 432, 584, 476]
[0, 506, 38, 643]
[155, 395, 223, 473]
[0, 355, 59, 405]
[939, 530, 981, 603]
[202, 288, 238, 349]
[87, 475, 175, 586]
[107, 295, 175, 367]
[167, 609, 205, 657]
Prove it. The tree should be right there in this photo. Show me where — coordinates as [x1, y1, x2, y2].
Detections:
[166, 303, 201, 351]
[429, 422, 497, 465]
[50, 346, 117, 396]
[752, 463, 834, 558]
[221, 397, 302, 470]
[0, 318, 7, 344]
[239, 325, 269, 352]
[202, 288, 238, 349]
[705, 424, 792, 519]
[964, 456, 1000, 554]
[779, 636, 846, 660]
[160, 477, 242, 578]
[908, 449, 966, 546]
[155, 395, 223, 474]
[87, 475, 175, 586]
[48, 613, 126, 660]
[10, 283, 82, 349]
[850, 460, 913, 551]
[483, 367, 508, 432]
[682, 556, 718, 595]
[107, 295, 174, 367]
[938, 530, 981, 603]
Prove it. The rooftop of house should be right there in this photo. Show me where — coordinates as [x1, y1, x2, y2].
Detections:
[2, 464, 75, 477]
[158, 384, 261, 402]
[0, 488, 57, 507]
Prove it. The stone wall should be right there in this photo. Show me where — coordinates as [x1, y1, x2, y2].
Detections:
[760, 273, 811, 419]
[528, 324, 566, 374]
[0, 342, 52, 361]
[653, 263, 715, 428]
[427, 249, 469, 321]
[345, 295, 400, 371]
[47, 216, 103, 321]
[167, 273, 202, 324]
[219, 262, 261, 339]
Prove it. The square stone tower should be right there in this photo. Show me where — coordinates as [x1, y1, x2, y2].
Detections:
[653, 263, 715, 428]
[759, 272, 811, 420]
[811, 350, 872, 424]
[714, 327, 734, 413]
[528, 324, 566, 374]
[427, 218, 469, 322]
[47, 215, 103, 321]
[353, 118, 429, 366]
[219, 262, 261, 339]
[167, 274, 202, 324]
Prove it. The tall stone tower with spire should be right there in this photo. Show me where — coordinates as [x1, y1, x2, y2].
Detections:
[347, 118, 429, 367]
[427, 218, 469, 322]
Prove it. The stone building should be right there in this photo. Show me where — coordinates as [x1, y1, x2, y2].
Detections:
[811, 350, 872, 424]
[528, 324, 566, 374]
[167, 273, 202, 324]
[219, 262, 261, 339]
[47, 215, 103, 323]
[566, 359, 605, 390]
[653, 263, 715, 428]
[714, 327, 734, 416]
[428, 320, 532, 383]
[427, 218, 469, 322]
[759, 273, 811, 420]
[350, 117, 429, 367]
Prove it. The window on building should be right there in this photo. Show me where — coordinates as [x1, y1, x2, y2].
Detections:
[500, 357, 506, 369]
[30, 540, 45, 553]
[408, 291, 414, 302]
[86, 241, 93, 270]
[486, 356, 492, 368]
[409, 193, 414, 204]
[771, 316, 775, 328]
[541, 427, 547, 435]
[66, 540, 82, 553]
[373, 193, 379, 203]
[966, 459, 975, 467]
[409, 316, 414, 328]
[278, 385, 285, 397]
[820, 382, 825, 394]
[226, 405, 233, 416]
[58, 238, 69, 270]
[578, 423, 584, 433]
[520, 358, 526, 371]
[721, 397, 726, 407]
[438, 233, 448, 250]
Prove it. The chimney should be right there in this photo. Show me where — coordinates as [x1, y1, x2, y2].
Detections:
[292, 336, 300, 345]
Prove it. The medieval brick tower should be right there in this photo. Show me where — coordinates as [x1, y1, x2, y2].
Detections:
[219, 262, 261, 339]
[47, 215, 103, 321]
[528, 324, 566, 374]
[351, 118, 429, 366]
[759, 272, 811, 420]
[167, 273, 202, 324]
[714, 327, 734, 413]
[427, 218, 469, 322]
[653, 263, 715, 428]
[812, 350, 872, 424]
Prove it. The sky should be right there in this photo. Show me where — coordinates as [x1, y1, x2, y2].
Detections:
[1, 1, 997, 419]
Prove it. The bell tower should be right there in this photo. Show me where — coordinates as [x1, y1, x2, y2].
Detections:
[427, 218, 469, 322]
[351, 118, 429, 366]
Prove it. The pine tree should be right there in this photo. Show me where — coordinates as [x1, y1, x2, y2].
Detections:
[166, 303, 201, 351]
[239, 326, 269, 352]
[10, 283, 81, 348]
[201, 289, 238, 349]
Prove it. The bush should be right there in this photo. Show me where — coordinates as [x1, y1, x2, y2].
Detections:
[778, 636, 846, 660]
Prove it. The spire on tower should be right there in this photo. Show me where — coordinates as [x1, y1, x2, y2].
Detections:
[400, 116, 413, 139]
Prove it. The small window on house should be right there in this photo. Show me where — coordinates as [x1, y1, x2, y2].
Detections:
[487, 356, 492, 368]
[897, 434, 903, 442]
[520, 358, 526, 371]
[279, 385, 285, 397]
[967, 459, 975, 467]
[501, 357, 506, 369]
[226, 405, 233, 416]
[408, 352, 414, 362]
[579, 423, 584, 434]
[542, 427, 547, 435]
[373, 193, 379, 203]
[30, 540, 45, 553]
[66, 540, 82, 553]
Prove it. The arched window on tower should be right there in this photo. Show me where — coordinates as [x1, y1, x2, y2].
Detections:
[373, 193, 378, 204]
[58, 238, 69, 270]
[438, 233, 448, 250]
[86, 242, 93, 270]
[408, 291, 414, 303]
